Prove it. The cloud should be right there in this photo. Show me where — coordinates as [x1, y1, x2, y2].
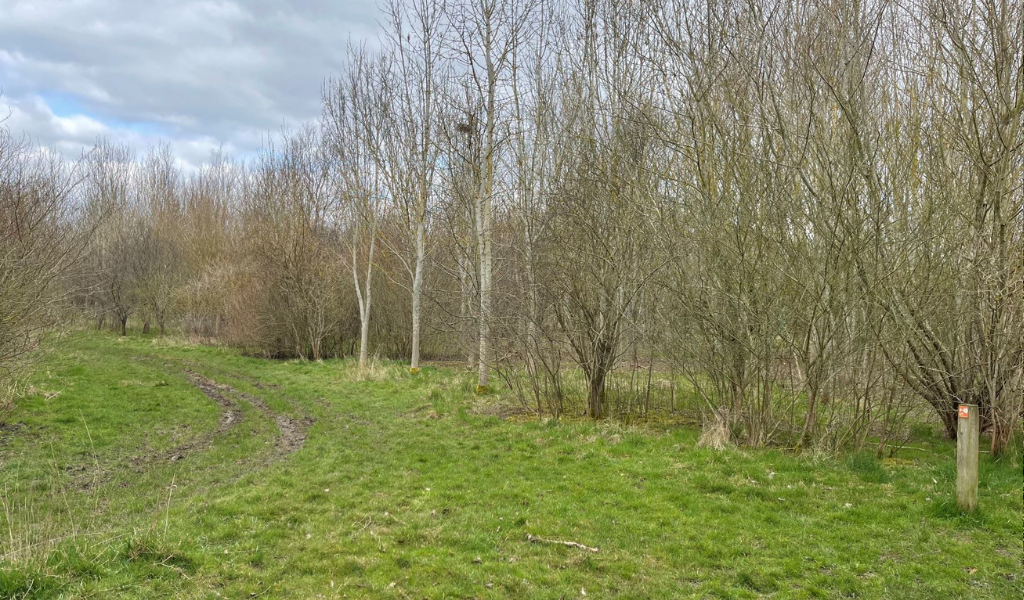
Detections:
[3, 92, 242, 170]
[0, 0, 380, 169]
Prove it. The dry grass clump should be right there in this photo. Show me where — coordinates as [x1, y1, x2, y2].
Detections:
[697, 410, 731, 450]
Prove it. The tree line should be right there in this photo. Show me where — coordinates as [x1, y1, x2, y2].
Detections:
[2, 0, 1021, 455]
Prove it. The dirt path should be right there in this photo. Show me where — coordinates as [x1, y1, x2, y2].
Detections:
[179, 368, 313, 463]
[116, 369, 247, 470]
[183, 370, 244, 437]
[233, 389, 314, 459]
[70, 365, 312, 489]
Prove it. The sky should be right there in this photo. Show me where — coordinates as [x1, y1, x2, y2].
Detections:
[0, 0, 380, 170]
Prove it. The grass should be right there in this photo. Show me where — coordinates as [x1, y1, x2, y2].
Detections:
[0, 330, 1020, 599]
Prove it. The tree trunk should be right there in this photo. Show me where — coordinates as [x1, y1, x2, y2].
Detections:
[475, 86, 496, 393]
[476, 208, 492, 391]
[120, 316, 128, 336]
[354, 237, 375, 371]
[524, 231, 540, 416]
[588, 366, 607, 419]
[459, 250, 477, 370]
[799, 386, 818, 448]
[940, 407, 957, 440]
[410, 221, 425, 373]
[990, 420, 1011, 458]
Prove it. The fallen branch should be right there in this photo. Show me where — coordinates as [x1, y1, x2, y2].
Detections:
[526, 533, 599, 553]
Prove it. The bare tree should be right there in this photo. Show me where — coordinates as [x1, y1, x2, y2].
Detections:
[323, 45, 389, 370]
[445, 0, 539, 392]
[377, 0, 448, 373]
[0, 127, 86, 414]
[84, 140, 142, 336]
[138, 143, 183, 335]
[242, 127, 339, 360]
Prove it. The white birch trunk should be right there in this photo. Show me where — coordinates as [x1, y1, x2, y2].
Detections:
[475, 30, 497, 393]
[459, 248, 477, 370]
[476, 189, 492, 390]
[352, 236, 375, 370]
[410, 219, 425, 372]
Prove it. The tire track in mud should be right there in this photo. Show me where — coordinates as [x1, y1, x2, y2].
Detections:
[184, 370, 245, 437]
[176, 360, 318, 459]
[70, 369, 246, 489]
[174, 369, 313, 464]
[156, 369, 246, 463]
[72, 365, 312, 489]
[232, 389, 314, 460]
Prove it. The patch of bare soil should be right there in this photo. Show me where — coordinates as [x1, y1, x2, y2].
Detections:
[0, 422, 25, 449]
[70, 370, 244, 489]
[183, 370, 244, 436]
[69, 366, 313, 490]
[232, 389, 314, 460]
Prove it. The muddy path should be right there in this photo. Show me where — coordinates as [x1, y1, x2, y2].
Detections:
[233, 389, 314, 459]
[67, 369, 246, 490]
[184, 370, 244, 437]
[169, 368, 313, 464]
[71, 365, 313, 489]
[153, 369, 246, 463]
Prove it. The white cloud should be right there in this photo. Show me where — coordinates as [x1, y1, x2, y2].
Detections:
[0, 0, 380, 167]
[3, 93, 241, 171]
[5, 95, 109, 144]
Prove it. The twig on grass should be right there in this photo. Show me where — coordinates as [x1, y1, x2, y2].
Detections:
[164, 473, 176, 536]
[526, 533, 599, 553]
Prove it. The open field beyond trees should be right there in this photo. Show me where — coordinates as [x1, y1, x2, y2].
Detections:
[0, 331, 1020, 599]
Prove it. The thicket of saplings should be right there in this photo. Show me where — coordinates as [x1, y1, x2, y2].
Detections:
[1, 0, 1020, 457]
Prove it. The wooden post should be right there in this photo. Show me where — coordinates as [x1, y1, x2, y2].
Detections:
[955, 404, 980, 512]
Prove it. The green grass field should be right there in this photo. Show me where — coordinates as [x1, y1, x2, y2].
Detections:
[0, 331, 1020, 599]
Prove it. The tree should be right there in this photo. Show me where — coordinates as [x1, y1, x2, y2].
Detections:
[0, 127, 86, 413]
[323, 45, 387, 370]
[445, 0, 539, 392]
[85, 140, 142, 336]
[138, 143, 183, 335]
[242, 127, 338, 360]
[377, 0, 447, 373]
